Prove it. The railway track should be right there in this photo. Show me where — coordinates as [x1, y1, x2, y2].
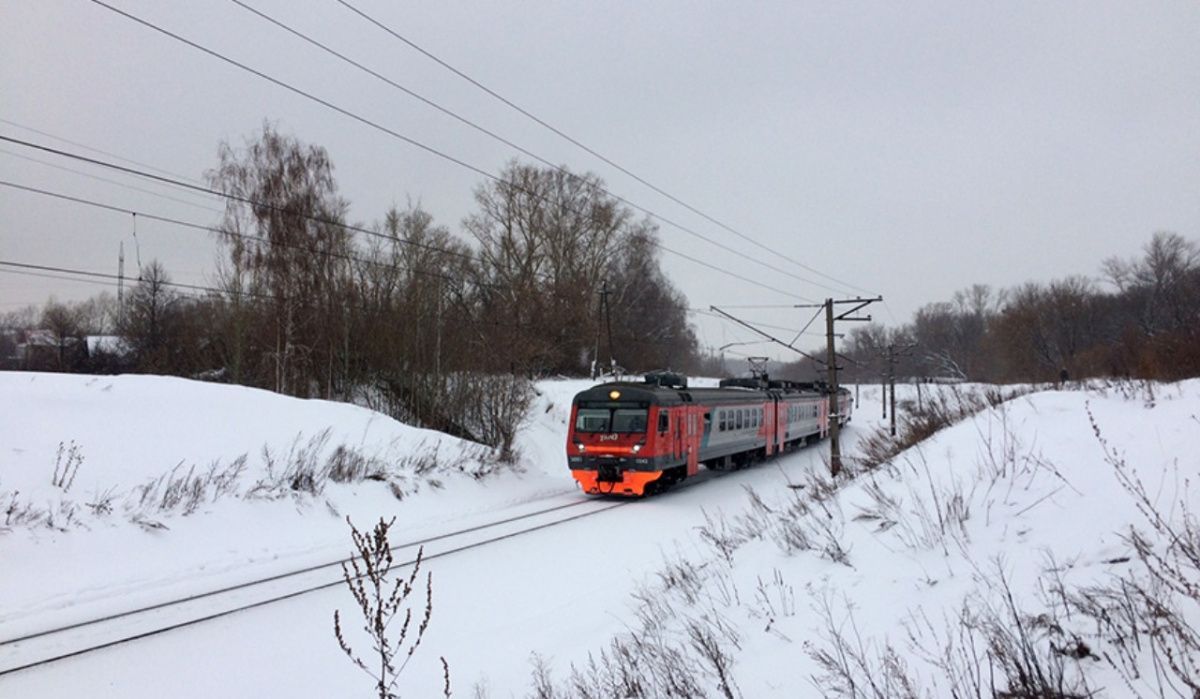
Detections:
[0, 493, 639, 677]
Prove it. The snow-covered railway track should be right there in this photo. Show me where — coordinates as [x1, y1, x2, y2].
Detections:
[0, 494, 637, 676]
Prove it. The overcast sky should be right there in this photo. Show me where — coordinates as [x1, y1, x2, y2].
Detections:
[2, 1, 1198, 360]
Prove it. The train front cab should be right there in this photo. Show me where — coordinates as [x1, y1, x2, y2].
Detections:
[566, 386, 703, 496]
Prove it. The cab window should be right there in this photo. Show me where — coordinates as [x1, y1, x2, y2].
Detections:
[612, 409, 648, 433]
[575, 408, 610, 433]
[575, 407, 649, 433]
[658, 412, 669, 433]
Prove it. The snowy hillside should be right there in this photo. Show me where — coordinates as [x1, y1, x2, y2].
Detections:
[1, 373, 1197, 697]
[530, 380, 1200, 697]
[0, 372, 581, 652]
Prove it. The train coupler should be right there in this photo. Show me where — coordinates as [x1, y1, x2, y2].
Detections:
[597, 463, 622, 483]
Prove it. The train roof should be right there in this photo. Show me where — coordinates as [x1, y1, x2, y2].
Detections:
[571, 379, 826, 407]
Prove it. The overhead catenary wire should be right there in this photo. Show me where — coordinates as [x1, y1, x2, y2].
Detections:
[80, 1, 814, 303]
[334, 0, 876, 296]
[687, 308, 822, 337]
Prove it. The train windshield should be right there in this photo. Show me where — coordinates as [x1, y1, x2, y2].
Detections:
[575, 407, 648, 434]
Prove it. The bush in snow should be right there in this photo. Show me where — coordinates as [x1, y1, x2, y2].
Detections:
[51, 440, 84, 492]
[374, 372, 533, 464]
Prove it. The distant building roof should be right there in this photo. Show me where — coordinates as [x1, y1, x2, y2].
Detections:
[86, 335, 129, 355]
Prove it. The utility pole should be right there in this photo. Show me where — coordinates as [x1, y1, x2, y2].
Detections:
[593, 280, 612, 379]
[117, 241, 125, 329]
[881, 342, 917, 437]
[882, 373, 888, 419]
[602, 280, 615, 375]
[890, 346, 897, 437]
[796, 297, 882, 477]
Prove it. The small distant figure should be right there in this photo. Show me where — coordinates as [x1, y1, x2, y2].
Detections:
[1059, 367, 1070, 387]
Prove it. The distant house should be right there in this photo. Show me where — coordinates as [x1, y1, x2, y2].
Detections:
[0, 329, 133, 373]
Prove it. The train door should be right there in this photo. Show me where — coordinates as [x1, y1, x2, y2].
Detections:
[764, 401, 776, 457]
[674, 409, 684, 464]
[685, 409, 699, 476]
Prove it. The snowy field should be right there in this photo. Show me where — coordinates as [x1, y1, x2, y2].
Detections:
[1, 372, 1197, 696]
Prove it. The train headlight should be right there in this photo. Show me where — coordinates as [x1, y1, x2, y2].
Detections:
[609, 390, 621, 400]
[631, 443, 643, 454]
[575, 442, 586, 453]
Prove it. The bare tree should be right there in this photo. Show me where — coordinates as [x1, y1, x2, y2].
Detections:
[40, 301, 84, 371]
[463, 161, 697, 375]
[208, 121, 350, 397]
[118, 261, 180, 372]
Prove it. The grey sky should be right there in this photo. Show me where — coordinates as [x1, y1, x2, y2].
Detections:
[2, 1, 1198, 360]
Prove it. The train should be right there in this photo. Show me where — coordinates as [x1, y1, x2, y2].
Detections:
[566, 371, 852, 496]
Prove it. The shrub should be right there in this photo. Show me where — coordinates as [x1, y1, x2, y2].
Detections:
[333, 516, 449, 698]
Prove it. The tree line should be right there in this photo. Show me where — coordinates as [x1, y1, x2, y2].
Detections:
[827, 231, 1200, 385]
[5, 124, 1197, 402]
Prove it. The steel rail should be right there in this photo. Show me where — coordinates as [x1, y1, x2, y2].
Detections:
[0, 495, 632, 676]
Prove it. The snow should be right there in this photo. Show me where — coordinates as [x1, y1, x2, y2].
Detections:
[1, 373, 1197, 696]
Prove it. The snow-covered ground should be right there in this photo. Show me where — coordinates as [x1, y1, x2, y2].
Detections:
[1, 373, 1196, 696]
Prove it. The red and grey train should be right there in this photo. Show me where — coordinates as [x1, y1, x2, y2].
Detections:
[566, 372, 852, 496]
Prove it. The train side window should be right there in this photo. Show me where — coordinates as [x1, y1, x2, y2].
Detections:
[736, 410, 743, 429]
[658, 412, 669, 433]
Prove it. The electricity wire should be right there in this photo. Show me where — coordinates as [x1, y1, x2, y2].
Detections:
[82, 1, 813, 302]
[334, 0, 876, 295]
[225, 0, 832, 297]
[2, 132, 808, 301]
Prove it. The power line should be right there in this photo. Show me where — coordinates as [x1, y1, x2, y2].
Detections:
[0, 148, 224, 213]
[82, 1, 812, 302]
[335, 0, 875, 296]
[0, 178, 488, 292]
[225, 0, 832, 297]
[0, 117, 207, 187]
[0, 260, 242, 298]
[0, 135, 476, 264]
[2, 132, 808, 302]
